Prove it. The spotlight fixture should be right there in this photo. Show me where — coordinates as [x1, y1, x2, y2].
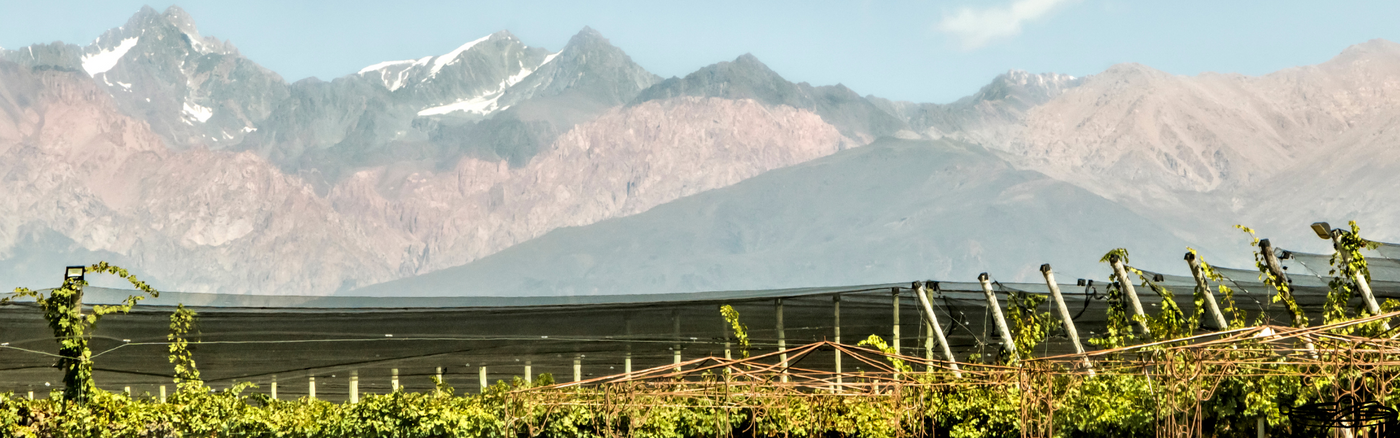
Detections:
[1311, 222, 1333, 240]
[64, 266, 85, 281]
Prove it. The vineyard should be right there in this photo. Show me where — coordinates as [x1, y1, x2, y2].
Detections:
[2, 222, 1400, 437]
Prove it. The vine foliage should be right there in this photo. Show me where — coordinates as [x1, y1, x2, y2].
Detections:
[719, 305, 750, 359]
[1, 262, 158, 401]
[168, 304, 203, 395]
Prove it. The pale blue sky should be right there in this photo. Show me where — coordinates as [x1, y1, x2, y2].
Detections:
[3, 1, 1398, 103]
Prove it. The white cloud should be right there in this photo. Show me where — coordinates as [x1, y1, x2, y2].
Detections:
[938, 0, 1074, 50]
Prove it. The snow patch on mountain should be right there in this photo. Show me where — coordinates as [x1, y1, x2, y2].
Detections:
[182, 101, 213, 123]
[357, 56, 430, 91]
[81, 37, 139, 76]
[417, 82, 508, 116]
[428, 34, 491, 79]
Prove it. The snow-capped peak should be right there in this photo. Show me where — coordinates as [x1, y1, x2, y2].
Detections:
[428, 34, 492, 78]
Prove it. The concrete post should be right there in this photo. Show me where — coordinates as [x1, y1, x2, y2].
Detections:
[573, 356, 582, 382]
[1330, 229, 1389, 330]
[350, 371, 359, 404]
[525, 360, 533, 384]
[776, 298, 788, 383]
[1041, 265, 1093, 376]
[1110, 255, 1152, 335]
[271, 375, 277, 400]
[391, 368, 400, 392]
[834, 294, 842, 387]
[673, 311, 682, 371]
[1185, 252, 1230, 330]
[479, 366, 487, 393]
[891, 287, 901, 355]
[308, 376, 316, 400]
[158, 385, 166, 403]
[979, 273, 1018, 362]
[722, 305, 732, 360]
[914, 281, 961, 378]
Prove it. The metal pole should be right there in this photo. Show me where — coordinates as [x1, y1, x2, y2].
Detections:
[978, 273, 1017, 362]
[776, 298, 788, 383]
[1110, 255, 1152, 335]
[1185, 252, 1230, 330]
[1041, 265, 1093, 376]
[914, 281, 961, 378]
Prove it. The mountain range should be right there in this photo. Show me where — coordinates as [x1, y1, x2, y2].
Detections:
[2, 6, 1397, 296]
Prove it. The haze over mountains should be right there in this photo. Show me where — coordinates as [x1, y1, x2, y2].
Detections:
[2, 6, 1397, 296]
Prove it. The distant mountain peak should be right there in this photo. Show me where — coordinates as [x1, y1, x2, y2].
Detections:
[160, 5, 201, 37]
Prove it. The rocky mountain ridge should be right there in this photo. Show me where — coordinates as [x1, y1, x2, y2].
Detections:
[6, 6, 1400, 295]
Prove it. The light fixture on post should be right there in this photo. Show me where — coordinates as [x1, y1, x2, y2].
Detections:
[64, 266, 85, 282]
[1311, 222, 1333, 240]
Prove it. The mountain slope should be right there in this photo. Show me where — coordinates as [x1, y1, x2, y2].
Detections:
[350, 138, 1192, 296]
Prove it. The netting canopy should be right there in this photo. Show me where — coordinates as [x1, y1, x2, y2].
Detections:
[2, 244, 1398, 402]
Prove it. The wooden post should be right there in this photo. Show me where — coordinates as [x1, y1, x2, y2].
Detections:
[891, 287, 901, 356]
[525, 360, 533, 384]
[158, 385, 165, 403]
[391, 368, 399, 392]
[479, 366, 487, 393]
[1185, 252, 1230, 330]
[1110, 255, 1152, 335]
[1041, 265, 1094, 376]
[833, 294, 842, 388]
[776, 299, 788, 383]
[271, 375, 277, 400]
[914, 281, 961, 378]
[350, 371, 358, 404]
[978, 273, 1017, 362]
[308, 376, 316, 400]
[573, 355, 582, 382]
[1330, 229, 1389, 330]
